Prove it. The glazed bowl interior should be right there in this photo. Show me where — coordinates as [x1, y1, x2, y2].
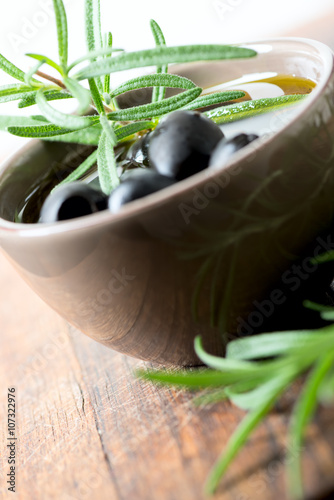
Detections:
[0, 38, 333, 366]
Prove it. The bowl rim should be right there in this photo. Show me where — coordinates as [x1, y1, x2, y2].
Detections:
[0, 36, 333, 239]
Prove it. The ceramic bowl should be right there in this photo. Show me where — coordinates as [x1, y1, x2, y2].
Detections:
[1, 38, 334, 366]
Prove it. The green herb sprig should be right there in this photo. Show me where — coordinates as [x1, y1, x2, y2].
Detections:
[0, 0, 306, 195]
[0, 1, 320, 495]
[139, 251, 334, 499]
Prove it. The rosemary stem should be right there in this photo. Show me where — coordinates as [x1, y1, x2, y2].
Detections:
[36, 70, 66, 89]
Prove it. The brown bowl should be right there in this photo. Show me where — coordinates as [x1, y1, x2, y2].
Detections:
[1, 38, 334, 365]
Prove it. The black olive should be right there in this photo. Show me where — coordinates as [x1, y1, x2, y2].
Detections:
[108, 170, 175, 213]
[126, 132, 151, 167]
[39, 182, 108, 223]
[148, 110, 224, 180]
[209, 133, 259, 168]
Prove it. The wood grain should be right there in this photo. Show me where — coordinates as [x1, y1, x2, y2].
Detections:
[0, 249, 334, 500]
[2, 16, 334, 500]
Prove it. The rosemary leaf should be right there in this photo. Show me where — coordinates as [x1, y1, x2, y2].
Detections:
[303, 302, 334, 322]
[195, 336, 264, 374]
[54, 149, 98, 188]
[25, 53, 63, 74]
[31, 115, 49, 122]
[0, 53, 33, 84]
[36, 89, 97, 130]
[52, 0, 68, 69]
[97, 130, 119, 194]
[150, 19, 167, 103]
[7, 123, 72, 138]
[110, 73, 196, 98]
[0, 83, 34, 96]
[150, 19, 166, 48]
[320, 310, 334, 321]
[205, 372, 294, 495]
[114, 121, 154, 141]
[103, 32, 113, 95]
[85, 0, 103, 92]
[74, 44, 257, 80]
[0, 87, 37, 104]
[63, 77, 91, 114]
[303, 300, 334, 312]
[226, 370, 299, 411]
[25, 59, 46, 87]
[205, 94, 307, 124]
[107, 87, 202, 121]
[18, 90, 73, 109]
[44, 121, 153, 145]
[89, 78, 105, 114]
[0, 115, 48, 131]
[100, 114, 117, 146]
[137, 368, 258, 388]
[226, 330, 326, 360]
[85, 0, 103, 53]
[91, 78, 118, 145]
[67, 47, 124, 72]
[318, 367, 334, 404]
[43, 124, 102, 144]
[182, 90, 245, 110]
[311, 250, 334, 264]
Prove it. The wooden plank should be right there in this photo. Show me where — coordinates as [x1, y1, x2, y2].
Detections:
[1, 250, 334, 500]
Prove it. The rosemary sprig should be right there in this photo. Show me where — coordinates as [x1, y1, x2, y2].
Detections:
[0, 1, 257, 193]
[139, 251, 334, 499]
[0, 0, 309, 196]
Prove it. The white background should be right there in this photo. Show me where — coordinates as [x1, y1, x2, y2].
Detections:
[0, 0, 334, 157]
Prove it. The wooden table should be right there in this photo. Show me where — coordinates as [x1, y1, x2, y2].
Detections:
[1, 251, 334, 500]
[2, 16, 334, 500]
